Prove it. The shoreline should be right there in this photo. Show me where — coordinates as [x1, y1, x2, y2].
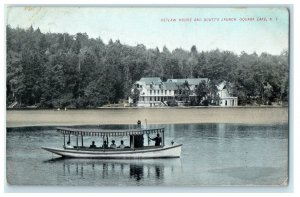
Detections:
[7, 105, 288, 110]
[6, 107, 288, 128]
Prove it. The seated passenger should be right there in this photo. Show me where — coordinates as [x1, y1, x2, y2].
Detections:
[89, 141, 97, 148]
[110, 140, 117, 149]
[118, 140, 126, 149]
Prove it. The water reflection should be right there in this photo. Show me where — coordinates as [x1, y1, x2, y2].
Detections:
[130, 164, 144, 181]
[44, 157, 180, 182]
[172, 123, 288, 140]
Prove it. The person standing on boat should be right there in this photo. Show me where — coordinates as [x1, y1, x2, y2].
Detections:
[110, 140, 117, 149]
[150, 134, 162, 146]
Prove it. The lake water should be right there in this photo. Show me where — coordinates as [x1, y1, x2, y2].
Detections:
[6, 123, 288, 187]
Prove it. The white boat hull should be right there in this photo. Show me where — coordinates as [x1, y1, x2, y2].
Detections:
[42, 144, 182, 159]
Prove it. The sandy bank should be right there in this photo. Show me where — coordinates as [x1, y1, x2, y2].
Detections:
[6, 107, 288, 127]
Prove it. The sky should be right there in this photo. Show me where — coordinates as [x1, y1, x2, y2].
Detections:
[6, 6, 289, 55]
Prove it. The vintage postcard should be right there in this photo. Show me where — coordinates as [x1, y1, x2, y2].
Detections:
[5, 6, 289, 189]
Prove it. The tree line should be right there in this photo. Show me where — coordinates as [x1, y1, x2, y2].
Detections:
[6, 25, 288, 108]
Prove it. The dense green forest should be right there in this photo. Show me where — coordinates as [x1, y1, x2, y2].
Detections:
[6, 25, 289, 108]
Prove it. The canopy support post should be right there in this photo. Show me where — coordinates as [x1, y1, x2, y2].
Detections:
[147, 134, 150, 146]
[162, 129, 165, 146]
[63, 134, 65, 148]
[102, 136, 105, 152]
[133, 135, 135, 150]
[76, 135, 78, 149]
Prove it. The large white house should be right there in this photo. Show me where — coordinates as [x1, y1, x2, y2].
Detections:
[129, 77, 238, 107]
[129, 77, 177, 107]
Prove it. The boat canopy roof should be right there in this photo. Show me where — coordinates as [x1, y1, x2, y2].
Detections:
[57, 127, 164, 137]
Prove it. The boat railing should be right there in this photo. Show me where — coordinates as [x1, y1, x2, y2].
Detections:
[65, 145, 164, 151]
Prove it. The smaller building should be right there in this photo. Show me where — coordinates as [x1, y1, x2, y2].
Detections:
[217, 82, 238, 107]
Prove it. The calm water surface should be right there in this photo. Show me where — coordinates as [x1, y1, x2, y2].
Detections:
[6, 123, 288, 186]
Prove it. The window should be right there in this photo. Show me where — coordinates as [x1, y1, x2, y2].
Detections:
[169, 90, 171, 94]
[150, 90, 152, 95]
[165, 90, 167, 94]
[154, 90, 156, 94]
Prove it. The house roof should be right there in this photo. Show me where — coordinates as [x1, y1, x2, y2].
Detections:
[167, 78, 208, 85]
[162, 82, 179, 90]
[217, 81, 227, 90]
[138, 77, 162, 85]
[135, 77, 211, 90]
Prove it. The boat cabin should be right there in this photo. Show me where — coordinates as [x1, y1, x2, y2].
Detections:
[56, 127, 165, 151]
